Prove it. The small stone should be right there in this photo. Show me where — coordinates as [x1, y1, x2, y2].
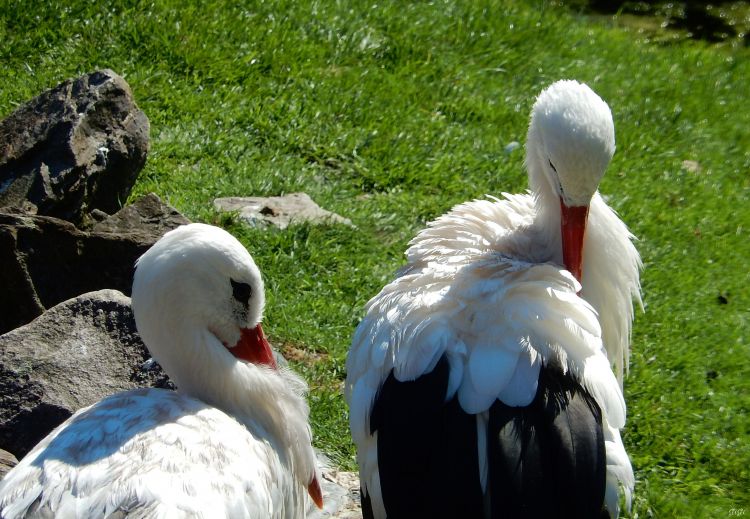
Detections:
[504, 141, 521, 154]
[307, 453, 362, 519]
[0, 448, 18, 479]
[214, 193, 353, 230]
[681, 160, 701, 173]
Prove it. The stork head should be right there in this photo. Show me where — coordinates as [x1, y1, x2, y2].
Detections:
[132, 223, 323, 510]
[132, 223, 277, 371]
[526, 80, 615, 282]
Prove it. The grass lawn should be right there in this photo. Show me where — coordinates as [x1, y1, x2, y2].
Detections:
[1, 0, 748, 516]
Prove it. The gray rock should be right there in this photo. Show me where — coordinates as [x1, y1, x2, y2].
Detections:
[0, 194, 189, 335]
[309, 465, 363, 519]
[214, 193, 353, 229]
[92, 192, 190, 237]
[0, 69, 149, 224]
[306, 451, 362, 519]
[0, 290, 170, 459]
[0, 449, 18, 480]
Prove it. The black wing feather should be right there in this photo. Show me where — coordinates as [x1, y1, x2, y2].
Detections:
[488, 365, 608, 518]
[365, 357, 608, 519]
[368, 356, 483, 518]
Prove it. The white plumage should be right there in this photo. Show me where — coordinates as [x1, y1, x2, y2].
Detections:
[0, 223, 322, 518]
[346, 80, 641, 518]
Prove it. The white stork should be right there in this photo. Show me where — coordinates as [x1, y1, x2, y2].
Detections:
[346, 80, 641, 518]
[0, 223, 323, 518]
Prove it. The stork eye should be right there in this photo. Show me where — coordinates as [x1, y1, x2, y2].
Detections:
[230, 279, 252, 306]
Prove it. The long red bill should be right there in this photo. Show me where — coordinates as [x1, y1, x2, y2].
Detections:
[228, 324, 277, 369]
[308, 476, 324, 509]
[560, 200, 589, 286]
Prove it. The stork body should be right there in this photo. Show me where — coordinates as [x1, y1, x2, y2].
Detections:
[346, 81, 641, 518]
[0, 224, 322, 518]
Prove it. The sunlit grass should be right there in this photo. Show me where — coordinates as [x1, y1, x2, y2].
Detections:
[1, 1, 748, 515]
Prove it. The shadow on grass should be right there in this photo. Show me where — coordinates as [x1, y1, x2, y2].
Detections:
[566, 0, 749, 45]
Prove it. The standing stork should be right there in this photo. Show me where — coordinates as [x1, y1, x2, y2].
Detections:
[346, 80, 641, 518]
[0, 223, 323, 518]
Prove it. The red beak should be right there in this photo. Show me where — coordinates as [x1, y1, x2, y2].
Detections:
[308, 475, 324, 509]
[560, 199, 589, 286]
[228, 324, 277, 369]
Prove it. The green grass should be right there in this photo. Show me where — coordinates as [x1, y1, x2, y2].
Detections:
[1, 0, 748, 516]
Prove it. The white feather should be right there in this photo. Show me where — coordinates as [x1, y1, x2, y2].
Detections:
[497, 347, 541, 407]
[476, 412, 490, 492]
[393, 317, 448, 382]
[582, 354, 627, 429]
[466, 338, 521, 400]
[457, 366, 503, 415]
[604, 425, 635, 515]
[348, 376, 376, 447]
[444, 349, 466, 401]
[1, 390, 299, 518]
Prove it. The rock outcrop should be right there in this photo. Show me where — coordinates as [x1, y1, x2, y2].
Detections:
[0, 69, 149, 225]
[0, 193, 189, 335]
[0, 289, 169, 459]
